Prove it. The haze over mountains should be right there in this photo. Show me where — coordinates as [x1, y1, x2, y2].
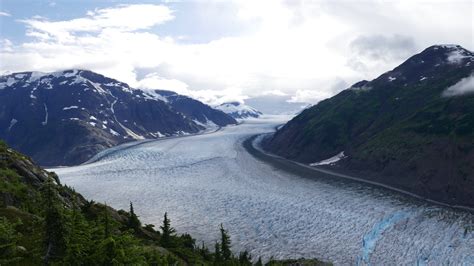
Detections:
[265, 44, 474, 206]
[0, 70, 237, 166]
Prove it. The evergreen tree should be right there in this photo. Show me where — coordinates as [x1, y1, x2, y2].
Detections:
[104, 203, 110, 238]
[41, 180, 67, 264]
[128, 202, 140, 231]
[180, 233, 195, 249]
[0, 217, 23, 264]
[219, 224, 232, 261]
[255, 257, 263, 266]
[238, 250, 252, 265]
[199, 241, 211, 261]
[159, 212, 175, 248]
[64, 202, 92, 265]
[213, 241, 221, 265]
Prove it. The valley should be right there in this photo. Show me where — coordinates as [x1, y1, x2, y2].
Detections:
[51, 116, 474, 265]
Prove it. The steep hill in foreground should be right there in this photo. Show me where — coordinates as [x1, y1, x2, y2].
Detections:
[0, 141, 329, 265]
[264, 45, 474, 207]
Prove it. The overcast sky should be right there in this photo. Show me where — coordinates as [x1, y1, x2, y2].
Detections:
[0, 0, 472, 105]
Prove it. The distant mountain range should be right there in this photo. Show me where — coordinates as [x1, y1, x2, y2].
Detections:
[264, 44, 474, 206]
[216, 101, 262, 119]
[0, 69, 236, 166]
[152, 90, 237, 127]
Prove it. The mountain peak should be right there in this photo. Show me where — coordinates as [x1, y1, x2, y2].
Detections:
[368, 44, 473, 87]
[416, 44, 473, 63]
[216, 102, 262, 119]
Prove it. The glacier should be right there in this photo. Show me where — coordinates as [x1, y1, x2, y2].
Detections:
[50, 115, 474, 265]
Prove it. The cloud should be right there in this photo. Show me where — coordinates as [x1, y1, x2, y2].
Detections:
[0, 39, 13, 52]
[348, 34, 417, 74]
[289, 78, 349, 103]
[0, 1, 473, 106]
[442, 74, 474, 97]
[20, 4, 174, 41]
[0, 11, 11, 17]
[137, 73, 190, 94]
[350, 34, 416, 62]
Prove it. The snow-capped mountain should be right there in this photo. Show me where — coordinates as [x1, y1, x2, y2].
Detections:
[0, 69, 214, 166]
[215, 102, 262, 119]
[150, 90, 237, 128]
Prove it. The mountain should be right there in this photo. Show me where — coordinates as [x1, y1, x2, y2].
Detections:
[149, 90, 237, 127]
[216, 102, 262, 119]
[0, 69, 207, 166]
[264, 44, 474, 206]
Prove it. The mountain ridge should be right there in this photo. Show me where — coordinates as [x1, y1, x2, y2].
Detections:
[0, 69, 235, 166]
[216, 101, 262, 119]
[264, 44, 474, 206]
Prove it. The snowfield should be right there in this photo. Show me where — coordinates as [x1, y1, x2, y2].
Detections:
[51, 116, 474, 264]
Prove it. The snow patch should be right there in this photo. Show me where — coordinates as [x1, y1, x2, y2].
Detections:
[41, 104, 48, 126]
[142, 90, 168, 102]
[388, 76, 396, 82]
[63, 106, 79, 110]
[310, 151, 346, 166]
[109, 128, 120, 136]
[193, 117, 219, 131]
[447, 50, 472, 64]
[150, 131, 165, 138]
[8, 118, 17, 131]
[63, 69, 78, 78]
[0, 77, 17, 89]
[216, 102, 261, 119]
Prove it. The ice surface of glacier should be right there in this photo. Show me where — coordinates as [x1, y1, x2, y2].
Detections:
[51, 116, 474, 265]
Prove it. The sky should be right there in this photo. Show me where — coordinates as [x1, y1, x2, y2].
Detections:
[0, 0, 473, 105]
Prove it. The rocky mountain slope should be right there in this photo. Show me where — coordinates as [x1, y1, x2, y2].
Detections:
[151, 90, 237, 127]
[216, 102, 262, 119]
[0, 70, 232, 166]
[264, 44, 474, 207]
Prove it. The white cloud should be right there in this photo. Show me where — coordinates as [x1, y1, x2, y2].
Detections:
[0, 1, 472, 105]
[137, 73, 190, 94]
[443, 74, 474, 97]
[0, 11, 11, 17]
[0, 39, 13, 52]
[19, 4, 174, 41]
[261, 90, 288, 97]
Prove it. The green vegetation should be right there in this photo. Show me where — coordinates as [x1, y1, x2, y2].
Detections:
[267, 50, 474, 205]
[0, 141, 330, 265]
